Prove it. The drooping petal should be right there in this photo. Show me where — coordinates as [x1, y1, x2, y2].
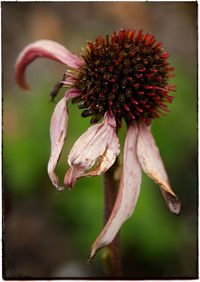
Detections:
[47, 89, 81, 190]
[136, 121, 181, 214]
[88, 122, 142, 262]
[64, 112, 120, 188]
[15, 40, 83, 90]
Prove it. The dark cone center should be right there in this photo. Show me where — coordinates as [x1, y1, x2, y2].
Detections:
[72, 29, 175, 126]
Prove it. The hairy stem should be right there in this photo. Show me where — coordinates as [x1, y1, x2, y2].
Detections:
[102, 158, 122, 276]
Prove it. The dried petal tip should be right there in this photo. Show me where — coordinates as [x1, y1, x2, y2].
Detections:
[64, 166, 84, 188]
[162, 190, 181, 215]
[87, 257, 93, 264]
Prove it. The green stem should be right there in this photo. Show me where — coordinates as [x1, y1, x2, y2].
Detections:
[102, 158, 122, 277]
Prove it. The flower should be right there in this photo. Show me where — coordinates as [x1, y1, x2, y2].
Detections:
[15, 29, 181, 261]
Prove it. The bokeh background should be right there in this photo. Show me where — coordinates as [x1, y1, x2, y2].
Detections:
[2, 2, 197, 279]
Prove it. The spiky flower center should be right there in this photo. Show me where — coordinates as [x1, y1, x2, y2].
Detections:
[71, 29, 175, 127]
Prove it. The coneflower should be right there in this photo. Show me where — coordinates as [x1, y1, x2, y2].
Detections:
[15, 29, 180, 263]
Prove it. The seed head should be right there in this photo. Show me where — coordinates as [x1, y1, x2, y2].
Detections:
[70, 29, 175, 127]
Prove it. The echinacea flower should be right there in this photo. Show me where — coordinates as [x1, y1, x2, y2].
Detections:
[15, 29, 181, 261]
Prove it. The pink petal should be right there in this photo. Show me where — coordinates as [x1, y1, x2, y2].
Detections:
[136, 121, 181, 214]
[64, 167, 85, 190]
[47, 90, 81, 190]
[64, 112, 120, 188]
[86, 121, 120, 177]
[15, 40, 83, 90]
[65, 88, 82, 98]
[88, 122, 142, 262]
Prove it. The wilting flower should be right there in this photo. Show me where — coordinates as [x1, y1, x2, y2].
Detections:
[15, 29, 180, 261]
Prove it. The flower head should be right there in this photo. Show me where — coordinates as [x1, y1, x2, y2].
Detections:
[73, 29, 175, 126]
[15, 29, 180, 261]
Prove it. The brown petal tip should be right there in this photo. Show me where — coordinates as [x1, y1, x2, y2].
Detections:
[64, 166, 85, 188]
[87, 257, 93, 265]
[163, 190, 181, 215]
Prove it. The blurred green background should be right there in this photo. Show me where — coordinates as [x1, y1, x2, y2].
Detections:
[2, 2, 197, 279]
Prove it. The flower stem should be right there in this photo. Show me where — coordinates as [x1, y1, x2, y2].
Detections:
[102, 158, 122, 277]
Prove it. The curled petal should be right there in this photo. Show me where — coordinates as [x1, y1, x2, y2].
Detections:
[137, 121, 181, 214]
[15, 40, 83, 90]
[64, 112, 120, 188]
[47, 90, 81, 190]
[88, 122, 142, 262]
